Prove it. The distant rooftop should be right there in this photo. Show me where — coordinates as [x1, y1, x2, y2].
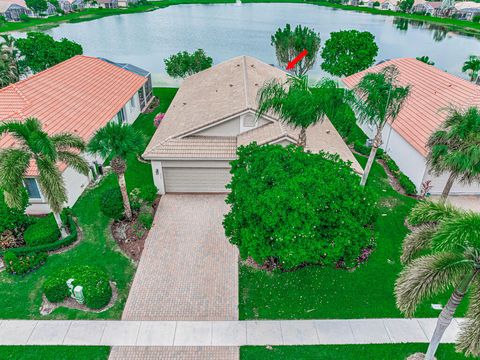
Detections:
[98, 58, 151, 78]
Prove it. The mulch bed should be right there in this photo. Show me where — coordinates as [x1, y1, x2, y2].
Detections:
[110, 196, 161, 262]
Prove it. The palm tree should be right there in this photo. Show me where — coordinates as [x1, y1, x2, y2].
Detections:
[416, 56, 435, 66]
[351, 65, 411, 186]
[88, 122, 144, 220]
[257, 75, 345, 147]
[426, 107, 480, 204]
[0, 34, 20, 87]
[395, 201, 480, 360]
[0, 117, 89, 237]
[462, 55, 480, 82]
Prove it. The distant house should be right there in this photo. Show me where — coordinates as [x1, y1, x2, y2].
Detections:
[0, 56, 154, 214]
[143, 56, 362, 194]
[58, 0, 84, 12]
[455, 1, 480, 20]
[412, 1, 442, 14]
[117, 0, 136, 7]
[0, 0, 33, 21]
[97, 0, 117, 8]
[343, 58, 480, 196]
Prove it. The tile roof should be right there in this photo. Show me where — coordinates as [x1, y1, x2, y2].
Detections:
[0, 55, 147, 176]
[0, 0, 27, 12]
[342, 58, 480, 157]
[144, 56, 362, 173]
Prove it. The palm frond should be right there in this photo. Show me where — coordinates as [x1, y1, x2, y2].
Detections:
[407, 200, 463, 226]
[50, 133, 86, 151]
[0, 148, 30, 209]
[432, 212, 480, 252]
[395, 252, 472, 317]
[35, 157, 67, 214]
[57, 151, 90, 176]
[456, 275, 480, 357]
[0, 120, 30, 145]
[400, 224, 437, 264]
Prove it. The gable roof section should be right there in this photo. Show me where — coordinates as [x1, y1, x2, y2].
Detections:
[0, 0, 27, 12]
[0, 55, 147, 175]
[342, 58, 480, 157]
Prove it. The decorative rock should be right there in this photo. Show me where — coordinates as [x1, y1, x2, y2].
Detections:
[407, 353, 436, 360]
[0, 257, 4, 272]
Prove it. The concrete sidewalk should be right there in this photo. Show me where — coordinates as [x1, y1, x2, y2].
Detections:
[0, 319, 462, 346]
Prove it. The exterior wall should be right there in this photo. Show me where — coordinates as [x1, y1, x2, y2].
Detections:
[423, 169, 480, 195]
[195, 113, 270, 137]
[125, 92, 142, 124]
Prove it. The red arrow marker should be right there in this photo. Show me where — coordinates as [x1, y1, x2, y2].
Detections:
[286, 49, 308, 70]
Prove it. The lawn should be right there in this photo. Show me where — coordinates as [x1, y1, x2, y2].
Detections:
[0, 87, 177, 319]
[238, 155, 468, 319]
[241, 344, 467, 359]
[0, 346, 110, 360]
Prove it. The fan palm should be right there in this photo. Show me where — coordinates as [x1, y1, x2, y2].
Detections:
[426, 107, 480, 204]
[351, 65, 411, 186]
[395, 201, 480, 360]
[0, 117, 89, 237]
[257, 75, 345, 147]
[88, 122, 144, 220]
[462, 55, 480, 82]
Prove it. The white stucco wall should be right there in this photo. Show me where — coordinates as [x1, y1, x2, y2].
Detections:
[195, 112, 271, 137]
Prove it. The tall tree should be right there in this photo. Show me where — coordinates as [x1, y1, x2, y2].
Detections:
[462, 55, 480, 82]
[321, 30, 379, 77]
[15, 32, 82, 74]
[271, 24, 321, 76]
[396, 201, 480, 360]
[351, 65, 410, 186]
[25, 0, 48, 13]
[257, 76, 344, 147]
[416, 55, 435, 65]
[0, 118, 89, 237]
[164, 49, 213, 79]
[398, 0, 414, 12]
[426, 107, 480, 203]
[88, 122, 144, 220]
[0, 35, 21, 88]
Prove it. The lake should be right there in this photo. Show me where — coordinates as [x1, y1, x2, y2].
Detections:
[24, 3, 480, 85]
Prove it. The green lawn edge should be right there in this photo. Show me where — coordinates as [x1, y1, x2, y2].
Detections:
[0, 346, 110, 360]
[1, 0, 479, 34]
[240, 344, 467, 359]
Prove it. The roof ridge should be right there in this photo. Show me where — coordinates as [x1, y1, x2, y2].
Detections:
[242, 56, 250, 109]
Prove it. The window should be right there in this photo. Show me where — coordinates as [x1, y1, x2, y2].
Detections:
[24, 178, 41, 199]
[130, 96, 135, 108]
[117, 107, 126, 124]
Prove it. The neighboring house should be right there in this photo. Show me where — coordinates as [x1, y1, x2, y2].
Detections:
[412, 1, 442, 14]
[454, 1, 480, 20]
[0, 0, 33, 21]
[58, 0, 84, 12]
[143, 56, 362, 194]
[0, 55, 152, 214]
[343, 58, 480, 196]
[97, 0, 117, 8]
[381, 0, 399, 11]
[117, 0, 136, 7]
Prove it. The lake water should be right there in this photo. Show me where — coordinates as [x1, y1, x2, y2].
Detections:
[24, 3, 480, 85]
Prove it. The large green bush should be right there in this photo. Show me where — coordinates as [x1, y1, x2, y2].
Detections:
[3, 251, 47, 275]
[224, 143, 378, 270]
[23, 215, 60, 247]
[100, 188, 124, 220]
[0, 189, 32, 235]
[43, 265, 112, 309]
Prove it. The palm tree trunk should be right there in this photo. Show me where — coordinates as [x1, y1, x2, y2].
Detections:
[360, 129, 382, 187]
[53, 211, 68, 239]
[425, 270, 478, 360]
[439, 172, 455, 204]
[118, 172, 132, 220]
[298, 127, 307, 148]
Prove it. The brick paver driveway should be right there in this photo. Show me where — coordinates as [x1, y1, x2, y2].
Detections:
[110, 194, 239, 359]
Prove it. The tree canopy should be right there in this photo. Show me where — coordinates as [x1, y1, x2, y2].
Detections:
[223, 143, 377, 270]
[398, 0, 414, 12]
[321, 30, 379, 77]
[462, 55, 480, 82]
[15, 32, 82, 74]
[271, 24, 321, 76]
[416, 55, 435, 65]
[25, 0, 48, 13]
[164, 49, 213, 79]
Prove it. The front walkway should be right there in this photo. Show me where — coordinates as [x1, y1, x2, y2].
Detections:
[0, 319, 462, 346]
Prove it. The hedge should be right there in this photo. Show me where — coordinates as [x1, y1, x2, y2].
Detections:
[0, 215, 77, 257]
[3, 251, 48, 275]
[380, 154, 417, 195]
[23, 215, 60, 247]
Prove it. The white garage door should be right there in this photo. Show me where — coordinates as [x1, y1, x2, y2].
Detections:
[163, 167, 231, 193]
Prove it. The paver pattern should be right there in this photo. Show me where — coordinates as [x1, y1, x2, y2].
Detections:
[108, 346, 239, 360]
[121, 194, 239, 321]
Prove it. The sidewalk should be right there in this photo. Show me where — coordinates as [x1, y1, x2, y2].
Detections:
[0, 319, 462, 346]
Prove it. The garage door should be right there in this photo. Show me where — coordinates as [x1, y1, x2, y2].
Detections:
[163, 167, 231, 193]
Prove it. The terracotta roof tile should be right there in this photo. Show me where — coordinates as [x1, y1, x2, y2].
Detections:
[342, 58, 480, 156]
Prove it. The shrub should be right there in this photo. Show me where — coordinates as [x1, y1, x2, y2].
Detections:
[43, 265, 112, 309]
[0, 189, 32, 235]
[138, 210, 153, 229]
[139, 185, 158, 204]
[4, 251, 47, 275]
[23, 215, 60, 247]
[224, 143, 378, 270]
[19, 13, 30, 22]
[473, 14, 480, 23]
[100, 188, 124, 220]
[353, 140, 384, 158]
[381, 154, 417, 195]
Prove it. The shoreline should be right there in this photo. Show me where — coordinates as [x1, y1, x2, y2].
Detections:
[1, 0, 480, 35]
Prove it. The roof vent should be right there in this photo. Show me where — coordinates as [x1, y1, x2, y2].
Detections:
[183, 102, 187, 105]
[237, 64, 241, 67]
[229, 84, 233, 87]
[250, 64, 254, 68]
[255, 83, 259, 86]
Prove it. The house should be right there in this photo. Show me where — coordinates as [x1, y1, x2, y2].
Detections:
[117, 0, 137, 7]
[342, 58, 480, 196]
[58, 0, 84, 12]
[143, 56, 362, 194]
[0, 55, 153, 214]
[454, 1, 480, 20]
[0, 0, 33, 21]
[412, 1, 442, 14]
[97, 0, 117, 8]
[380, 0, 399, 11]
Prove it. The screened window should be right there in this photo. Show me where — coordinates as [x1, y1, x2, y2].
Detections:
[117, 107, 126, 124]
[24, 178, 41, 199]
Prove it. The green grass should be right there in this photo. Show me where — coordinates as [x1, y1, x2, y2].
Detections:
[241, 344, 467, 359]
[1, 0, 478, 34]
[0, 88, 176, 319]
[0, 346, 110, 359]
[239, 155, 468, 319]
